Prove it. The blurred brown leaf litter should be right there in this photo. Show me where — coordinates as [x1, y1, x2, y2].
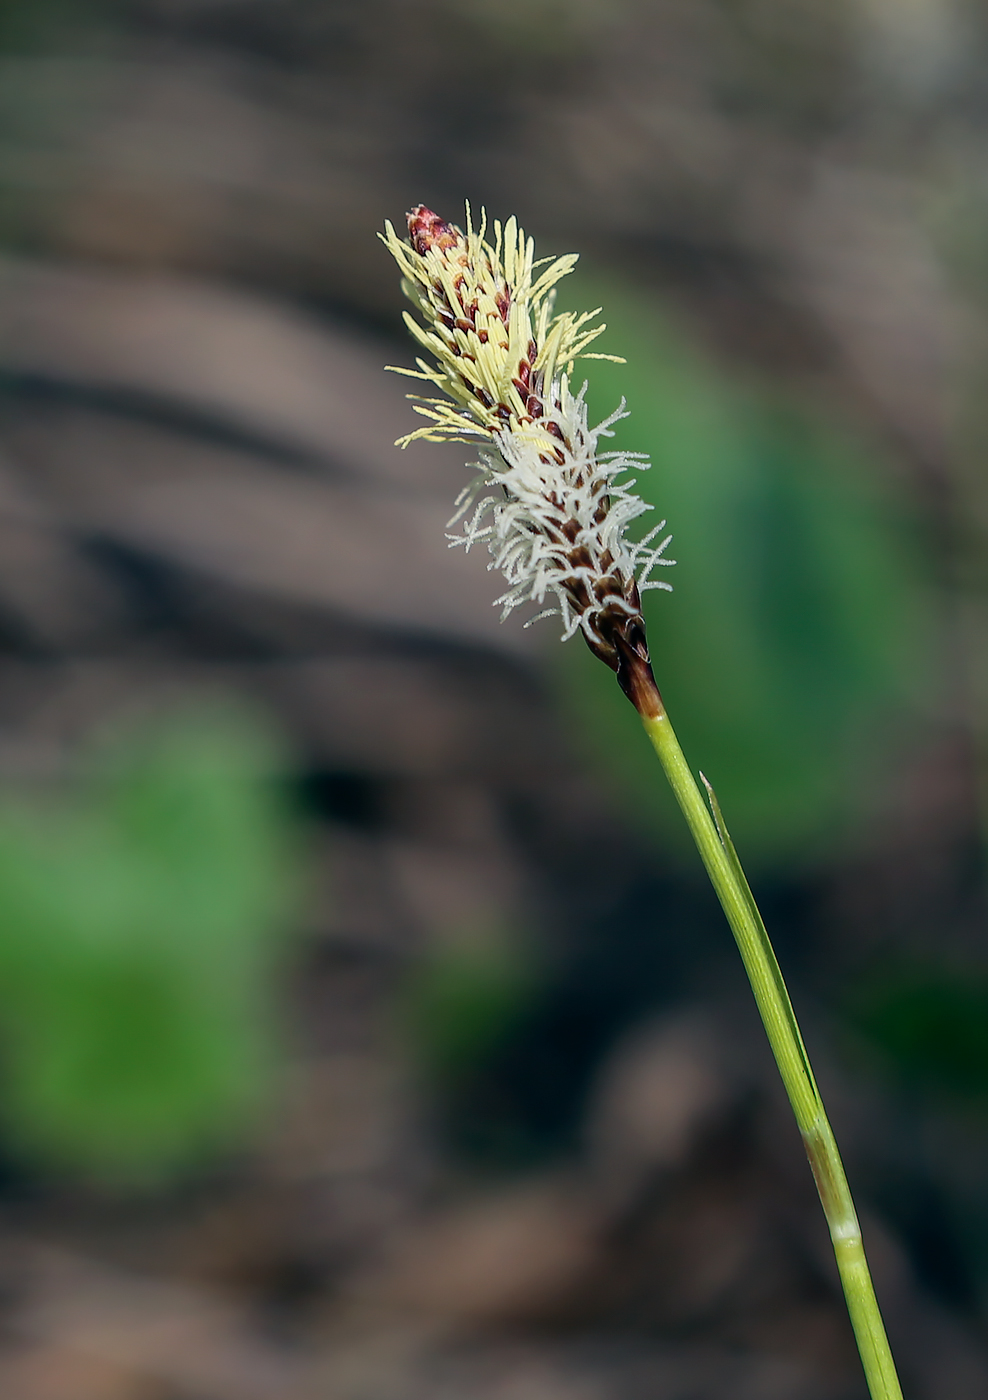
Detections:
[0, 0, 985, 1396]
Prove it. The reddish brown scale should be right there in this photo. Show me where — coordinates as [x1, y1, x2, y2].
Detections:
[476, 387, 495, 409]
[438, 310, 456, 330]
[408, 205, 462, 256]
[528, 339, 537, 363]
[455, 318, 474, 333]
[478, 329, 489, 344]
[527, 396, 543, 418]
[545, 421, 565, 442]
[495, 291, 511, 321]
[516, 361, 531, 390]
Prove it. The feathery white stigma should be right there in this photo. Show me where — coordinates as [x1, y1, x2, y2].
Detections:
[449, 379, 673, 643]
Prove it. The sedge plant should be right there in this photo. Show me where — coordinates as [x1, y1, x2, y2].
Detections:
[381, 203, 903, 1400]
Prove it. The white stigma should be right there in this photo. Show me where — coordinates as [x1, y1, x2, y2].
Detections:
[447, 378, 674, 642]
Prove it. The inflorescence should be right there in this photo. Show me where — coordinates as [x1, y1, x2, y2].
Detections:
[380, 204, 673, 698]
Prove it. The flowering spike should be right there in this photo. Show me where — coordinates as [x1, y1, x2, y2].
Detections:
[381, 204, 674, 711]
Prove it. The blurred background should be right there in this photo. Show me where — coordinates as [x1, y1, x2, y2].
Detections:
[0, 1, 984, 1396]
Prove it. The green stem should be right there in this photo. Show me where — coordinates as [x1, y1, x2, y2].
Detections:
[641, 703, 902, 1400]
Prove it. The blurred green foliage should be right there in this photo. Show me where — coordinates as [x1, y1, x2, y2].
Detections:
[845, 962, 988, 1104]
[399, 933, 537, 1085]
[0, 704, 298, 1183]
[557, 275, 931, 866]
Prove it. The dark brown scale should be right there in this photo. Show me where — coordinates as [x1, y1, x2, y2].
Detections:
[527, 395, 543, 418]
[495, 291, 511, 321]
[455, 317, 475, 333]
[478, 329, 489, 344]
[438, 311, 455, 330]
[545, 421, 565, 442]
[593, 575, 624, 603]
[564, 578, 594, 616]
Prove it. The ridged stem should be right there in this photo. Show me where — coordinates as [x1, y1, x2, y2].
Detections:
[641, 702, 903, 1400]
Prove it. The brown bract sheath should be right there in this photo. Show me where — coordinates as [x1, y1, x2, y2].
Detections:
[584, 594, 664, 719]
